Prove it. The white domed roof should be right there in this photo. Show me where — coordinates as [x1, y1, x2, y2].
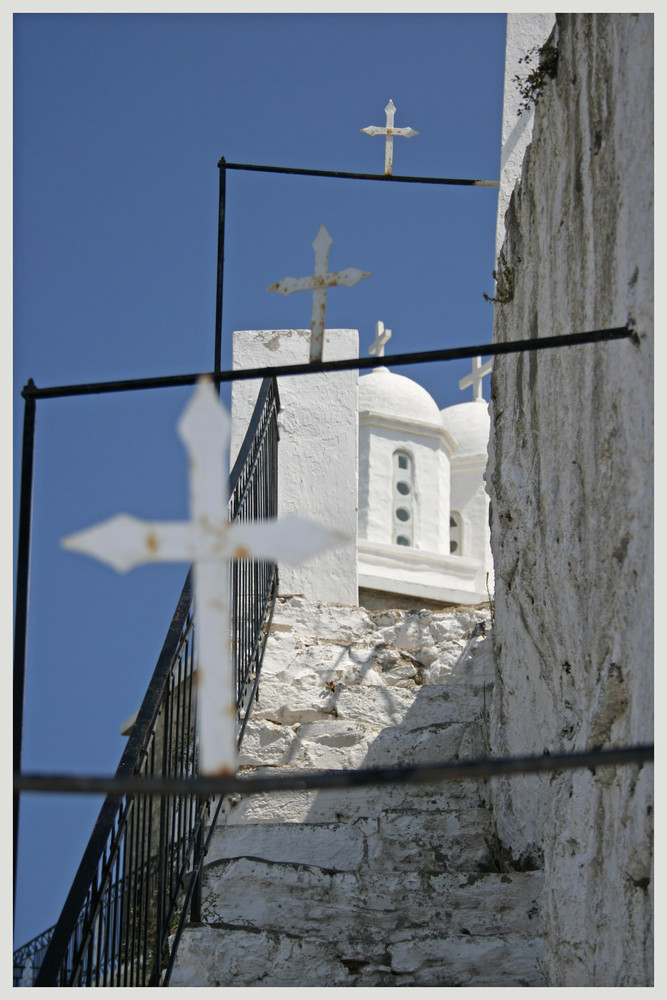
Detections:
[359, 367, 442, 426]
[440, 399, 490, 456]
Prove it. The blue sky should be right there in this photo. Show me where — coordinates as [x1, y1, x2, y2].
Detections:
[13, 11, 506, 945]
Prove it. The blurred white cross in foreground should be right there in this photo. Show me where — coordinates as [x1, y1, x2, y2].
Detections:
[62, 377, 341, 775]
[458, 356, 493, 401]
[268, 225, 371, 363]
[369, 320, 392, 359]
[361, 99, 419, 176]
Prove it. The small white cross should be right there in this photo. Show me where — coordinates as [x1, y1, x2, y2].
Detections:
[369, 321, 391, 359]
[458, 356, 493, 401]
[361, 99, 419, 176]
[268, 225, 371, 363]
[62, 378, 341, 775]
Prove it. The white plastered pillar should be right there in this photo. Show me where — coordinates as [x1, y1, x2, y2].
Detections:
[231, 329, 359, 605]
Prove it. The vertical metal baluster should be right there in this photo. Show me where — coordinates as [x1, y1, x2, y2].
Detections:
[101, 847, 112, 986]
[189, 627, 203, 924]
[93, 865, 104, 986]
[153, 689, 171, 984]
[14, 387, 37, 916]
[214, 158, 227, 388]
[169, 668, 179, 919]
[84, 875, 97, 986]
[110, 827, 121, 985]
[139, 745, 152, 986]
[123, 800, 137, 986]
[233, 559, 239, 712]
[178, 646, 189, 883]
[167, 669, 179, 917]
[130, 794, 141, 986]
[135, 780, 148, 985]
[170, 663, 181, 931]
[143, 791, 152, 987]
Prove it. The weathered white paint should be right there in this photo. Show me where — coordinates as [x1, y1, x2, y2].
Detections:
[495, 13, 556, 263]
[232, 329, 359, 604]
[487, 13, 653, 987]
[267, 227, 370, 362]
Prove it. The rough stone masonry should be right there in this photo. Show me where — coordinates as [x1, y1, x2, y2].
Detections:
[170, 598, 546, 987]
[485, 13, 653, 987]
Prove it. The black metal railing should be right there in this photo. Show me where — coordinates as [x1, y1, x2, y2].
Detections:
[29, 376, 280, 987]
[229, 376, 280, 740]
[14, 925, 56, 987]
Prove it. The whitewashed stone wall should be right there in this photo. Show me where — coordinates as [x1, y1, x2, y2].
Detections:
[495, 13, 555, 263]
[486, 13, 653, 987]
[231, 329, 359, 605]
[171, 598, 546, 987]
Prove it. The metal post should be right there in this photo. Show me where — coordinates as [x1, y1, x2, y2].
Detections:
[214, 158, 227, 389]
[14, 383, 37, 915]
[190, 814, 203, 923]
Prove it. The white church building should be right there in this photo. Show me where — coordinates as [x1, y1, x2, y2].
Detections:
[231, 325, 493, 610]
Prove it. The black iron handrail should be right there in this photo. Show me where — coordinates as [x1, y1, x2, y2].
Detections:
[30, 376, 280, 987]
[18, 327, 635, 401]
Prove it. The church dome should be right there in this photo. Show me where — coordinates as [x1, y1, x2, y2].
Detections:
[359, 367, 442, 426]
[440, 399, 490, 456]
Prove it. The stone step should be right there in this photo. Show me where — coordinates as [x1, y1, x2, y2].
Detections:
[238, 715, 486, 769]
[196, 856, 544, 941]
[252, 678, 492, 729]
[216, 778, 484, 828]
[171, 924, 545, 987]
[205, 805, 497, 874]
[169, 599, 542, 989]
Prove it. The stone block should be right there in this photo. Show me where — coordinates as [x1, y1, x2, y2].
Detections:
[205, 820, 365, 872]
[170, 925, 356, 987]
[389, 932, 546, 986]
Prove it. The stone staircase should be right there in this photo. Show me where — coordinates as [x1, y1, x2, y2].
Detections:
[170, 597, 545, 987]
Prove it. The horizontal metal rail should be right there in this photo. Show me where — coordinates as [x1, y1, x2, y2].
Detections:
[15, 744, 653, 798]
[220, 157, 499, 187]
[21, 326, 636, 401]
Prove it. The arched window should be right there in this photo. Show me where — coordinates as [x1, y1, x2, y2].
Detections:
[450, 511, 462, 555]
[393, 450, 414, 546]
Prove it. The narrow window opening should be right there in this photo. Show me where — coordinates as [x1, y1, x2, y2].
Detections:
[450, 512, 462, 555]
[393, 451, 414, 546]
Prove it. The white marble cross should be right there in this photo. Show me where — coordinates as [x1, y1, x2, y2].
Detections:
[369, 320, 391, 359]
[268, 225, 371, 363]
[361, 99, 419, 176]
[458, 356, 493, 401]
[62, 378, 341, 775]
